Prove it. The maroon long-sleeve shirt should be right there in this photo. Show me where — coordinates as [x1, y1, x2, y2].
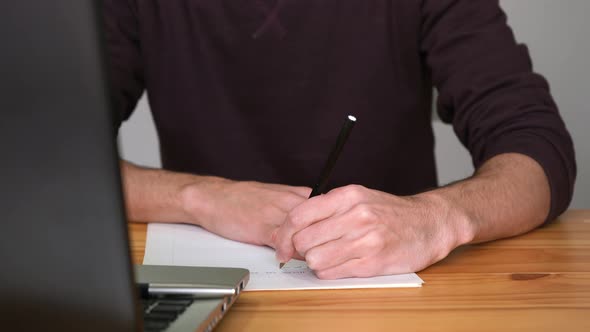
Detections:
[103, 0, 576, 221]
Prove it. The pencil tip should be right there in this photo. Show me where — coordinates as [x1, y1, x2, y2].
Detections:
[279, 262, 285, 269]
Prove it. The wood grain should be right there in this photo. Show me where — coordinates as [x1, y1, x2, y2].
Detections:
[128, 223, 146, 265]
[128, 210, 590, 332]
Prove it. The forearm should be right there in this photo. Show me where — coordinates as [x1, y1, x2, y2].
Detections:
[422, 153, 551, 246]
[120, 160, 312, 247]
[120, 160, 225, 223]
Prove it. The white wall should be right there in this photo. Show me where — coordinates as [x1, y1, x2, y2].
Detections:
[120, 1, 589, 208]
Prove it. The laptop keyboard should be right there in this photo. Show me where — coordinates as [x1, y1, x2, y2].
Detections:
[142, 298, 194, 332]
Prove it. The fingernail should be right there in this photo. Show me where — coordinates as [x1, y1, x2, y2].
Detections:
[275, 252, 284, 263]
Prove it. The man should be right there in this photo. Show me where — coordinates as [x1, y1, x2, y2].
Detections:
[104, 0, 576, 279]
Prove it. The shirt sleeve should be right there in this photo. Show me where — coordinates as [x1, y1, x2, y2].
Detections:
[102, 0, 145, 130]
[420, 0, 576, 222]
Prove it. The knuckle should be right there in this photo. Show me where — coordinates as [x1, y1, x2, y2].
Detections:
[363, 231, 386, 252]
[332, 184, 365, 202]
[345, 185, 365, 200]
[328, 186, 347, 199]
[286, 210, 302, 227]
[354, 203, 377, 222]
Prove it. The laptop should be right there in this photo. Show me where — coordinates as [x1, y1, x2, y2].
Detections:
[0, 1, 248, 331]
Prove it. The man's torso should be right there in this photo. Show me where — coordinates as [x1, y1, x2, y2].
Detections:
[128, 0, 437, 194]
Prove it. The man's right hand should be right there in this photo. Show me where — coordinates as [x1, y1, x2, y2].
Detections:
[179, 179, 311, 248]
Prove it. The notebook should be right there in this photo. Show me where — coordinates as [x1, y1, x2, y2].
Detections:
[0, 1, 248, 331]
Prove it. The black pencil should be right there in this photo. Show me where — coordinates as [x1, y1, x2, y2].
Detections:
[308, 115, 357, 198]
[280, 115, 357, 269]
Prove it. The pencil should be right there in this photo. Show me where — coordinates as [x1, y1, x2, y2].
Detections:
[280, 115, 357, 269]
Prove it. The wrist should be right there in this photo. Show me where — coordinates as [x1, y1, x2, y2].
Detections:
[416, 188, 476, 249]
[120, 161, 199, 223]
[178, 175, 232, 227]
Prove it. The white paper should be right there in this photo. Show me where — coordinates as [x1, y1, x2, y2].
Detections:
[143, 223, 423, 291]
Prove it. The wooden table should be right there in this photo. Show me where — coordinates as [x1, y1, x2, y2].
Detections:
[128, 210, 590, 332]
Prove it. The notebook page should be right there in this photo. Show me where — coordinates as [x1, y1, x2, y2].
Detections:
[143, 223, 423, 291]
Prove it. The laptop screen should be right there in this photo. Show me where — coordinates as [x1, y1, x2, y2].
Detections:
[0, 1, 139, 330]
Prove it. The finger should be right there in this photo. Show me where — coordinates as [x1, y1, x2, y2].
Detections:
[274, 195, 342, 262]
[303, 237, 362, 272]
[291, 212, 366, 257]
[264, 226, 315, 257]
[308, 228, 396, 278]
[315, 254, 413, 279]
[275, 186, 366, 262]
[314, 258, 369, 280]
